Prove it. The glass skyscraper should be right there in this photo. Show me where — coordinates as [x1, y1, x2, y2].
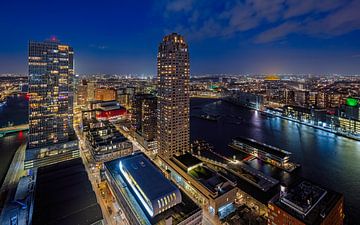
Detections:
[25, 39, 79, 169]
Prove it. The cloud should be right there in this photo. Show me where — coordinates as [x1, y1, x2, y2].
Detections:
[166, 0, 194, 12]
[90, 44, 108, 50]
[157, 0, 359, 43]
[254, 22, 299, 43]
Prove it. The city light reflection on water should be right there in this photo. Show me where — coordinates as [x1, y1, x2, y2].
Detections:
[191, 98, 360, 223]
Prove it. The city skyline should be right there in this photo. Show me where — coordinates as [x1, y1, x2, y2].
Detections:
[0, 0, 360, 75]
[0, 1, 359, 225]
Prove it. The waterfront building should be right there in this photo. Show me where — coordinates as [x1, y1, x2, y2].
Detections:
[224, 91, 264, 110]
[157, 33, 190, 157]
[337, 117, 360, 135]
[283, 105, 312, 122]
[284, 89, 295, 105]
[83, 118, 132, 162]
[229, 137, 297, 172]
[268, 180, 344, 225]
[316, 92, 327, 108]
[341, 97, 360, 121]
[158, 153, 238, 221]
[327, 92, 342, 108]
[25, 39, 79, 169]
[104, 152, 202, 225]
[294, 90, 308, 107]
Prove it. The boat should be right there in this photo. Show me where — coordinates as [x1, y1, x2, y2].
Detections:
[199, 113, 220, 121]
[0, 100, 6, 107]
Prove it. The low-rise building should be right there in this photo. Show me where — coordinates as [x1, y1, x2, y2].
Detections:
[24, 133, 80, 169]
[83, 119, 132, 162]
[158, 153, 238, 220]
[31, 158, 104, 225]
[104, 152, 202, 225]
[268, 180, 344, 225]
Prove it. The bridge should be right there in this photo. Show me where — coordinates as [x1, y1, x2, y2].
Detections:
[0, 124, 29, 137]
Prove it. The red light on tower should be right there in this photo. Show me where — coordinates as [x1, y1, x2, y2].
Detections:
[50, 36, 58, 42]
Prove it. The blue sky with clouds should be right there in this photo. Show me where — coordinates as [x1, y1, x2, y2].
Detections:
[0, 0, 359, 75]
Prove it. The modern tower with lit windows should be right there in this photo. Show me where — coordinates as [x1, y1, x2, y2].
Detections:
[157, 33, 190, 158]
[25, 39, 79, 169]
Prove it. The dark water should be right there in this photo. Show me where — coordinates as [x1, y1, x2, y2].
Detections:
[190, 98, 360, 224]
[1, 96, 359, 223]
[0, 94, 28, 127]
[0, 95, 28, 186]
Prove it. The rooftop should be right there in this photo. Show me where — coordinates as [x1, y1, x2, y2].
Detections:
[271, 179, 343, 225]
[118, 153, 179, 203]
[281, 181, 327, 216]
[173, 153, 203, 171]
[32, 158, 103, 225]
[171, 153, 236, 196]
[104, 153, 201, 224]
[233, 137, 291, 160]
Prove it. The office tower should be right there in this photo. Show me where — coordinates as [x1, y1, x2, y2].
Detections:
[133, 94, 157, 141]
[25, 39, 79, 169]
[157, 33, 190, 157]
[28, 40, 73, 147]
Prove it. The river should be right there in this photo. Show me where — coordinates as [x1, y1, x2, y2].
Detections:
[190, 98, 360, 224]
[0, 96, 359, 223]
[0, 95, 28, 187]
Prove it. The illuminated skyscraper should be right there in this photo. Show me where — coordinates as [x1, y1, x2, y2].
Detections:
[25, 39, 79, 169]
[157, 33, 190, 157]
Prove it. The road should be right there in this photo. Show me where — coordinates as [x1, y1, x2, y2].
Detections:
[0, 124, 29, 132]
[75, 128, 129, 225]
[0, 143, 28, 225]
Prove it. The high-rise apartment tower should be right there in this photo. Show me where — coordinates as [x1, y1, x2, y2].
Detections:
[157, 33, 190, 157]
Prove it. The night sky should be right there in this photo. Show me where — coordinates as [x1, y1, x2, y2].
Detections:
[0, 0, 359, 75]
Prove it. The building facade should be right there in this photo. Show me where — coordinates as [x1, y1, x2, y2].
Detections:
[133, 94, 157, 141]
[157, 33, 190, 157]
[26, 39, 79, 169]
[95, 87, 116, 101]
[28, 40, 74, 148]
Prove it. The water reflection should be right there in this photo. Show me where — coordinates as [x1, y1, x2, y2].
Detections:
[190, 98, 360, 223]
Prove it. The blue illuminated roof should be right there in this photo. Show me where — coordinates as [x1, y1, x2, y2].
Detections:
[104, 153, 200, 224]
[118, 153, 178, 203]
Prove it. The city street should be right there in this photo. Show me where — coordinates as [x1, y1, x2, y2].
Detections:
[76, 128, 129, 225]
[0, 143, 28, 225]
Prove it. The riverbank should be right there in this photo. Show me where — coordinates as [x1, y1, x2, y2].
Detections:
[262, 110, 360, 141]
[190, 97, 360, 224]
[222, 99, 360, 141]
